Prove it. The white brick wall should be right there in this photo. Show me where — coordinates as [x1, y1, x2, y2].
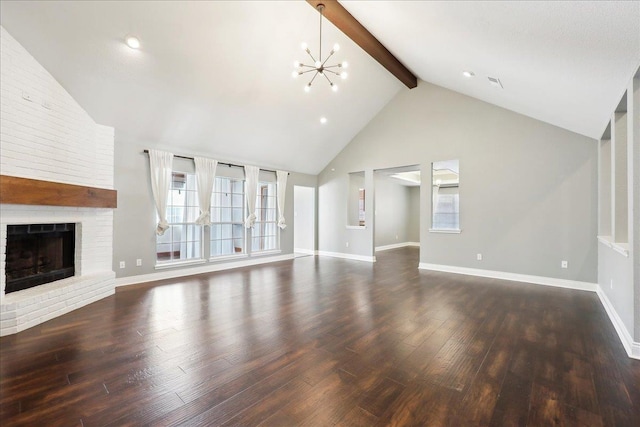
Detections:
[0, 26, 113, 189]
[0, 26, 116, 336]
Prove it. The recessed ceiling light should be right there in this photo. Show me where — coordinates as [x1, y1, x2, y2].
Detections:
[320, 117, 327, 124]
[125, 35, 140, 49]
[462, 71, 475, 78]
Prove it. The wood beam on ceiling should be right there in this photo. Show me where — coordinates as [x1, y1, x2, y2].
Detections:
[307, 0, 417, 89]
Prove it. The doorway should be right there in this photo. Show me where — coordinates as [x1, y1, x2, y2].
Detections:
[373, 165, 420, 252]
[293, 186, 315, 257]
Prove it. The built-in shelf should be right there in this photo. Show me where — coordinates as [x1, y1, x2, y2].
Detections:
[0, 175, 117, 208]
[597, 235, 613, 247]
[597, 235, 629, 257]
[612, 242, 630, 257]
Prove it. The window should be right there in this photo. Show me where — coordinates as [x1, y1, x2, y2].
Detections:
[156, 172, 203, 262]
[210, 177, 246, 257]
[252, 181, 278, 252]
[431, 160, 460, 231]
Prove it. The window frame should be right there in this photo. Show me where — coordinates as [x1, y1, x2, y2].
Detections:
[251, 180, 280, 254]
[209, 176, 247, 260]
[155, 171, 204, 265]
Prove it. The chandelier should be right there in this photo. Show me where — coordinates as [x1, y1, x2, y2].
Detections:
[292, 3, 348, 92]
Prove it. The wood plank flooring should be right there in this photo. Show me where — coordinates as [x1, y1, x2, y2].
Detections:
[1, 247, 638, 426]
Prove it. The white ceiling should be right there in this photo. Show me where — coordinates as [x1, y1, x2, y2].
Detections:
[0, 1, 402, 175]
[1, 1, 639, 175]
[342, 0, 640, 140]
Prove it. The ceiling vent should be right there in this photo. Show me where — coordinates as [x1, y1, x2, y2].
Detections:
[488, 77, 503, 89]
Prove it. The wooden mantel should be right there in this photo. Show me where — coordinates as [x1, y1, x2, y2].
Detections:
[0, 175, 117, 208]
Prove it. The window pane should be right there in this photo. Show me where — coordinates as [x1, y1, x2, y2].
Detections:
[210, 177, 246, 256]
[156, 171, 203, 263]
[156, 243, 172, 261]
[210, 239, 221, 257]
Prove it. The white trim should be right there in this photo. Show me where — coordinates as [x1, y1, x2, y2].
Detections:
[294, 248, 316, 255]
[611, 242, 630, 257]
[317, 251, 376, 263]
[345, 225, 367, 230]
[429, 228, 461, 234]
[597, 235, 613, 248]
[250, 249, 282, 257]
[155, 258, 206, 270]
[208, 253, 249, 263]
[375, 242, 420, 252]
[117, 253, 294, 288]
[417, 263, 597, 292]
[596, 286, 640, 360]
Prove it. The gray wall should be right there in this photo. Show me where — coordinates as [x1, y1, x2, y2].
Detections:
[318, 80, 598, 283]
[374, 175, 417, 248]
[112, 134, 316, 278]
[407, 186, 420, 243]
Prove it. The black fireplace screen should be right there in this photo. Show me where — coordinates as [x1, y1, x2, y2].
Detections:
[5, 223, 75, 294]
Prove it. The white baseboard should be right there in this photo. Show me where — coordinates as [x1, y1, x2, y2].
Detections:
[317, 250, 376, 263]
[418, 263, 597, 292]
[596, 286, 640, 360]
[293, 248, 316, 255]
[418, 262, 640, 360]
[116, 253, 295, 288]
[375, 242, 420, 252]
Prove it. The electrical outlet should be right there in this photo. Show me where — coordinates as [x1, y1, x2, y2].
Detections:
[345, 242, 349, 248]
[119, 261, 125, 269]
[477, 253, 482, 261]
[561, 260, 568, 269]
[136, 259, 142, 267]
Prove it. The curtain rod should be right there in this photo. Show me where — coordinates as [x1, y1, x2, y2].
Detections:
[142, 150, 286, 174]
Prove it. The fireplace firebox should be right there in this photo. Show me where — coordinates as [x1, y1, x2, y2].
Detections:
[5, 223, 75, 294]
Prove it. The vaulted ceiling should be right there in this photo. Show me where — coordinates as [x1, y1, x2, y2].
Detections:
[1, 1, 638, 175]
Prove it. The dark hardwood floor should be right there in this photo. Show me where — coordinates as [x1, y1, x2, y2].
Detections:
[1, 247, 638, 426]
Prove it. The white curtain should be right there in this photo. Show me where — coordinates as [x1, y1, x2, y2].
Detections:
[276, 170, 288, 229]
[148, 149, 174, 235]
[194, 157, 218, 226]
[244, 165, 260, 228]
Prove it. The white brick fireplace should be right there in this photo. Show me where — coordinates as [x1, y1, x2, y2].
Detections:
[0, 26, 116, 336]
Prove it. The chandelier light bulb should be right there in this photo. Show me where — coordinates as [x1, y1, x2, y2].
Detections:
[304, 84, 311, 93]
[320, 117, 327, 124]
[341, 72, 348, 80]
[301, 42, 308, 51]
[333, 43, 340, 52]
[293, 60, 300, 68]
[332, 84, 338, 92]
[315, 60, 321, 68]
[342, 61, 348, 69]
[292, 71, 299, 78]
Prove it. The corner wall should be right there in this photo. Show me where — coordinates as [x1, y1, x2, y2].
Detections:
[318, 81, 597, 284]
